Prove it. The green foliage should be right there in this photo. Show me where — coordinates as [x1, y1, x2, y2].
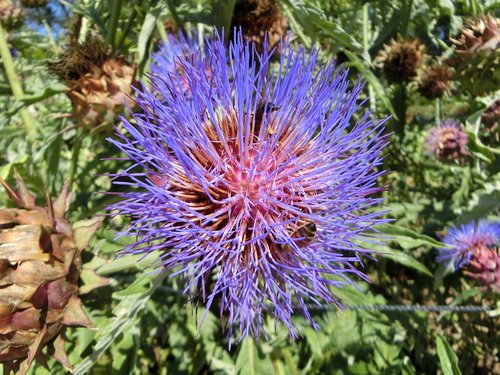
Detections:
[436, 334, 461, 375]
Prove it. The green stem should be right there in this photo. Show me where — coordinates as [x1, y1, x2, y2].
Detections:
[69, 128, 84, 189]
[394, 84, 407, 138]
[116, 0, 141, 51]
[0, 23, 38, 141]
[435, 98, 443, 125]
[400, 0, 413, 38]
[362, 3, 369, 50]
[362, 3, 376, 112]
[105, 0, 123, 49]
[156, 19, 169, 43]
[213, 0, 236, 41]
[166, 0, 185, 35]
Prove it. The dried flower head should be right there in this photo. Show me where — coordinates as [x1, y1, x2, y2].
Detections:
[108, 32, 388, 340]
[0, 174, 102, 374]
[50, 34, 136, 131]
[417, 64, 453, 99]
[438, 220, 500, 291]
[425, 119, 469, 163]
[20, 0, 47, 8]
[480, 99, 500, 147]
[451, 14, 500, 53]
[447, 15, 500, 96]
[376, 39, 427, 83]
[0, 0, 23, 30]
[231, 0, 287, 52]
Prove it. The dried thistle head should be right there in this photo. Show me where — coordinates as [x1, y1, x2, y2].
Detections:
[49, 32, 136, 131]
[452, 14, 500, 53]
[480, 99, 500, 146]
[0, 0, 23, 30]
[0, 173, 102, 374]
[231, 0, 287, 52]
[20, 0, 47, 8]
[376, 38, 427, 83]
[417, 64, 453, 99]
[447, 15, 500, 96]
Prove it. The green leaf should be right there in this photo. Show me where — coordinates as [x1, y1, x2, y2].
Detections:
[111, 320, 140, 374]
[433, 262, 455, 290]
[436, 334, 461, 375]
[236, 338, 274, 375]
[313, 18, 364, 53]
[376, 223, 444, 250]
[465, 130, 497, 162]
[213, 0, 237, 38]
[137, 4, 164, 76]
[96, 251, 160, 276]
[21, 83, 67, 105]
[72, 272, 166, 374]
[343, 50, 396, 116]
[378, 247, 433, 276]
[460, 174, 500, 220]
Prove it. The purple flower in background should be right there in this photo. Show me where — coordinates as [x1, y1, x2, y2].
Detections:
[151, 33, 198, 76]
[425, 119, 469, 163]
[108, 31, 389, 341]
[150, 33, 210, 98]
[437, 220, 500, 269]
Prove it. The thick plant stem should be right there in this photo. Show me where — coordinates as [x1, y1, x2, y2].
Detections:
[106, 0, 123, 49]
[0, 23, 37, 141]
[166, 0, 185, 35]
[213, 0, 236, 42]
[116, 0, 142, 51]
[394, 84, 407, 138]
[362, 3, 376, 112]
[69, 128, 84, 189]
[393, 83, 406, 139]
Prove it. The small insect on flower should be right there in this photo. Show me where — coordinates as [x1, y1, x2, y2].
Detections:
[108, 30, 389, 341]
[288, 220, 317, 248]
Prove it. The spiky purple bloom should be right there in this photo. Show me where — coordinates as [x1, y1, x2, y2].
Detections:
[425, 119, 469, 163]
[437, 220, 500, 269]
[108, 31, 389, 340]
[151, 33, 198, 77]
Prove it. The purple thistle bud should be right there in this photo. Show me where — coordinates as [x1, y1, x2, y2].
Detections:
[425, 119, 469, 163]
[437, 220, 500, 270]
[465, 245, 500, 292]
[108, 31, 389, 341]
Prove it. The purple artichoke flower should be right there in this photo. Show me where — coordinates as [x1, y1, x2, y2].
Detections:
[108, 31, 389, 341]
[150, 33, 212, 99]
[151, 33, 198, 76]
[437, 220, 500, 270]
[425, 119, 469, 163]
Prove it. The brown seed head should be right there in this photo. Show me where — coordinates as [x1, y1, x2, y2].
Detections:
[418, 64, 453, 99]
[376, 39, 427, 83]
[231, 0, 287, 52]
